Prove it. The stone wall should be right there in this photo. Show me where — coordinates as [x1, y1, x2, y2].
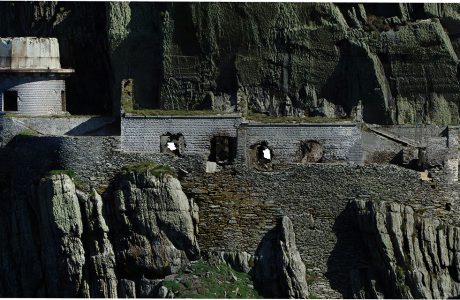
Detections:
[362, 124, 459, 182]
[0, 115, 115, 146]
[380, 125, 448, 144]
[121, 114, 243, 153]
[182, 164, 458, 298]
[0, 79, 65, 115]
[121, 116, 363, 165]
[5, 134, 459, 298]
[237, 122, 363, 165]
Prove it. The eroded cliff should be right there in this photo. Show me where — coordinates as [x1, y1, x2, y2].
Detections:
[0, 170, 200, 297]
[351, 199, 460, 299]
[1, 2, 460, 124]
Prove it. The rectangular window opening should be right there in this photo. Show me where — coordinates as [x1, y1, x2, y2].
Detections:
[209, 136, 237, 165]
[3, 91, 18, 111]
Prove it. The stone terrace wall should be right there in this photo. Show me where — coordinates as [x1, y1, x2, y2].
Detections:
[121, 114, 243, 153]
[54, 136, 206, 193]
[378, 124, 447, 144]
[0, 115, 115, 146]
[6, 135, 459, 298]
[182, 164, 458, 298]
[237, 122, 363, 165]
[362, 125, 458, 184]
[121, 116, 363, 164]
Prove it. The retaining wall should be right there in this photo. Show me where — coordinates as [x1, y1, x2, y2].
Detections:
[121, 114, 243, 153]
[182, 164, 458, 298]
[0, 116, 115, 146]
[121, 116, 363, 164]
[237, 122, 363, 165]
[6, 135, 459, 298]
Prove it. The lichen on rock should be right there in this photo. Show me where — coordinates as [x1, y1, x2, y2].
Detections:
[351, 199, 460, 298]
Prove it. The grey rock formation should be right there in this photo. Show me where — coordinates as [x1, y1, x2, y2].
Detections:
[0, 3, 459, 124]
[36, 174, 85, 297]
[111, 169, 200, 279]
[351, 199, 460, 299]
[117, 279, 136, 298]
[0, 167, 200, 297]
[253, 216, 309, 299]
[205, 251, 254, 273]
[77, 189, 118, 297]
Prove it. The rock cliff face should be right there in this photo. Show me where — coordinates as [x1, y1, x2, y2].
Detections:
[0, 2, 112, 115]
[252, 216, 310, 299]
[351, 199, 460, 299]
[1, 3, 460, 124]
[0, 171, 199, 297]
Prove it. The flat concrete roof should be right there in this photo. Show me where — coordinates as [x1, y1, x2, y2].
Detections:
[0, 68, 74, 73]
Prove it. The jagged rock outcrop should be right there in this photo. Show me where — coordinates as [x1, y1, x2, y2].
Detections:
[351, 199, 460, 299]
[36, 174, 86, 297]
[111, 169, 200, 279]
[0, 167, 200, 298]
[253, 216, 309, 299]
[204, 251, 254, 273]
[77, 189, 118, 297]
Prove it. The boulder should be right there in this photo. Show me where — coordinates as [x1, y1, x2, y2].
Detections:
[111, 169, 200, 278]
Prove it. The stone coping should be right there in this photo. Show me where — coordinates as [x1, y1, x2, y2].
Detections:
[241, 122, 357, 127]
[0, 68, 74, 73]
[123, 114, 357, 126]
[124, 113, 242, 119]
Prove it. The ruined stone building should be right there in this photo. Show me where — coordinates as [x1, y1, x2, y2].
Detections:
[0, 37, 73, 115]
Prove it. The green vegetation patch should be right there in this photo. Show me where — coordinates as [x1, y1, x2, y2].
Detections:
[121, 161, 177, 178]
[48, 169, 76, 179]
[305, 271, 321, 285]
[125, 108, 236, 116]
[162, 260, 261, 298]
[16, 129, 39, 137]
[247, 113, 352, 124]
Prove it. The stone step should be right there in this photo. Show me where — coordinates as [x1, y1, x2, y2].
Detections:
[367, 126, 421, 147]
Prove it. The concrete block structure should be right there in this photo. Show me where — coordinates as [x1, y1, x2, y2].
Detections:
[0, 37, 74, 115]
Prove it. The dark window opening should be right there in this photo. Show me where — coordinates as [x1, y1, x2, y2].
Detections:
[250, 141, 273, 170]
[160, 133, 186, 156]
[300, 140, 324, 163]
[3, 91, 18, 111]
[61, 90, 66, 112]
[209, 136, 237, 165]
[446, 203, 452, 211]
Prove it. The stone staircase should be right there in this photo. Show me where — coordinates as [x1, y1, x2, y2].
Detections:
[367, 126, 423, 147]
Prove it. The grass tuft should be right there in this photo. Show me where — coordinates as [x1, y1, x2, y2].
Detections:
[247, 112, 352, 124]
[16, 129, 39, 137]
[48, 169, 76, 179]
[124, 108, 237, 116]
[162, 260, 261, 298]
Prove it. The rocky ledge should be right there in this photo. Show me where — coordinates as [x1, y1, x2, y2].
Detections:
[351, 199, 460, 299]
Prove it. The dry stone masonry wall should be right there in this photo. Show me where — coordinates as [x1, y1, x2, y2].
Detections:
[237, 122, 363, 165]
[121, 115, 363, 165]
[3, 134, 459, 298]
[121, 115, 242, 153]
[181, 164, 458, 298]
[0, 115, 115, 146]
